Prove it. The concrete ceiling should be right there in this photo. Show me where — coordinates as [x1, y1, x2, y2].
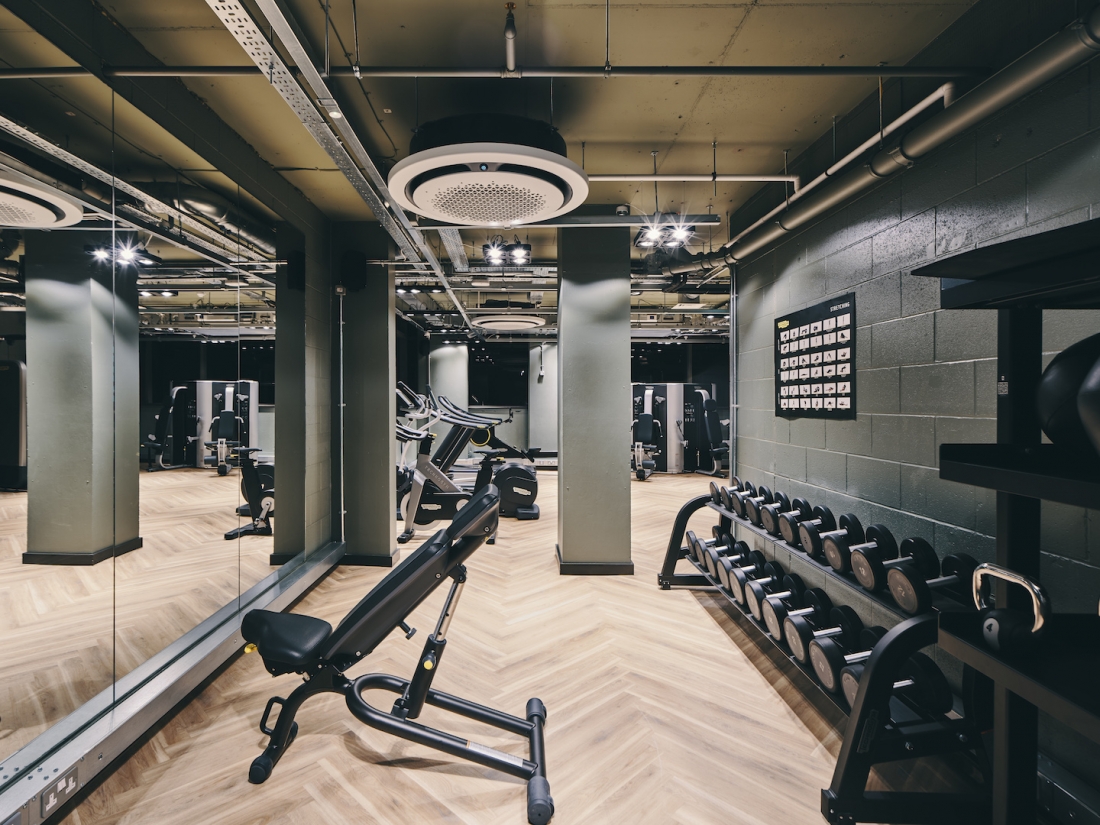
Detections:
[0, 0, 978, 334]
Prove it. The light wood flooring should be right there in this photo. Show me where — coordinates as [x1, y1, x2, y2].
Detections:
[62, 473, 843, 825]
[0, 469, 273, 764]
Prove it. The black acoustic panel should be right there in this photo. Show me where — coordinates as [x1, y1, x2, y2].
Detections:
[284, 249, 306, 292]
[775, 294, 856, 419]
[340, 249, 368, 292]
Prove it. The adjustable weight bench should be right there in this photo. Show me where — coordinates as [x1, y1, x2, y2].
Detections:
[241, 485, 554, 825]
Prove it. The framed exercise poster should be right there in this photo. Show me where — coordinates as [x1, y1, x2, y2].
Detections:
[774, 293, 856, 419]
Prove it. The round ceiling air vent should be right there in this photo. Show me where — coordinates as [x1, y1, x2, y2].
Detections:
[388, 114, 588, 227]
[471, 314, 546, 331]
[0, 170, 84, 228]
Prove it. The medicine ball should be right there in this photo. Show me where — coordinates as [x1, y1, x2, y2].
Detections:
[1079, 355, 1100, 456]
[1037, 332, 1100, 448]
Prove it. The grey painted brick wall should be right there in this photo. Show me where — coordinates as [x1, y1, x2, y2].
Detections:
[731, 0, 1100, 788]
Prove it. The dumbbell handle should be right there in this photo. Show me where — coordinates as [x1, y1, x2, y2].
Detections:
[812, 626, 844, 640]
[779, 507, 804, 519]
[820, 527, 847, 540]
[848, 539, 879, 553]
[802, 517, 826, 529]
[768, 588, 796, 601]
[783, 605, 815, 620]
[924, 572, 960, 588]
[842, 649, 873, 667]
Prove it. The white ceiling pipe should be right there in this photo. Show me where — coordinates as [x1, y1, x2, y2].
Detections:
[589, 173, 801, 190]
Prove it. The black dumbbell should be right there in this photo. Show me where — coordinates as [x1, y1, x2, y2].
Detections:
[763, 497, 811, 539]
[731, 485, 772, 520]
[808, 512, 863, 565]
[888, 552, 980, 616]
[840, 651, 953, 715]
[746, 490, 787, 527]
[746, 572, 805, 622]
[729, 558, 785, 606]
[810, 626, 888, 694]
[685, 528, 729, 566]
[716, 548, 767, 592]
[824, 519, 895, 576]
[711, 476, 750, 504]
[696, 535, 749, 579]
[721, 480, 755, 513]
[794, 507, 838, 558]
[851, 536, 938, 593]
[785, 604, 863, 666]
[763, 587, 833, 642]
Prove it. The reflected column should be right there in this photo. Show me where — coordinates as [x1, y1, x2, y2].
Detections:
[23, 231, 140, 564]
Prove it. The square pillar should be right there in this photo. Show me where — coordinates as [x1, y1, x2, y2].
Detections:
[336, 222, 397, 565]
[556, 227, 633, 575]
[23, 231, 140, 564]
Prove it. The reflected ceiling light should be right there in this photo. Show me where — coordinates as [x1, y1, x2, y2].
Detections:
[409, 288, 421, 294]
[140, 290, 153, 297]
[160, 290, 176, 297]
[396, 287, 407, 294]
[431, 287, 443, 293]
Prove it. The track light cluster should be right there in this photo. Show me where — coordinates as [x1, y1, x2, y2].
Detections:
[482, 236, 531, 266]
[633, 221, 694, 249]
[85, 243, 161, 266]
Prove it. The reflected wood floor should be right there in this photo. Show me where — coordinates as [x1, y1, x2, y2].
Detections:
[64, 473, 841, 825]
[0, 469, 273, 764]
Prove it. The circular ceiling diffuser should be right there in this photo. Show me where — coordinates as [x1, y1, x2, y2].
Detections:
[388, 114, 588, 227]
[471, 314, 546, 331]
[0, 170, 84, 228]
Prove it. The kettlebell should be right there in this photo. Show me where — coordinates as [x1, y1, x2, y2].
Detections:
[972, 564, 1051, 653]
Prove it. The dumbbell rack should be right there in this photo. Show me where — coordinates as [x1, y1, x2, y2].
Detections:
[914, 228, 1100, 825]
[660, 495, 990, 823]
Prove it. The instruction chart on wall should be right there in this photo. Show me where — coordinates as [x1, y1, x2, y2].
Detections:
[774, 293, 856, 419]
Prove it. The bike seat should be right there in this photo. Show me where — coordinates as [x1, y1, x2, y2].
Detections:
[242, 610, 333, 676]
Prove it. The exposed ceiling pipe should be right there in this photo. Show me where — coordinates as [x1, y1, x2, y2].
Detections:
[203, 0, 473, 329]
[590, 173, 800, 189]
[504, 4, 518, 75]
[668, 7, 1100, 276]
[0, 65, 985, 80]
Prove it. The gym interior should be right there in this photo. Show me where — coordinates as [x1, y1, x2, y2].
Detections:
[1, 1, 1099, 823]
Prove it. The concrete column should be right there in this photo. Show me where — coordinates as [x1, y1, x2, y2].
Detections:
[271, 224, 307, 564]
[556, 227, 633, 575]
[23, 231, 140, 564]
[428, 341, 468, 409]
[337, 222, 397, 566]
[528, 343, 557, 453]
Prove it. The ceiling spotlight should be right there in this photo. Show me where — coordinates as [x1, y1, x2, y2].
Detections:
[160, 290, 176, 297]
[632, 216, 696, 250]
[409, 288, 421, 294]
[631, 290, 642, 296]
[396, 287, 407, 294]
[482, 240, 507, 264]
[431, 287, 443, 293]
[118, 247, 135, 263]
[140, 290, 152, 298]
[93, 248, 109, 260]
[509, 242, 531, 263]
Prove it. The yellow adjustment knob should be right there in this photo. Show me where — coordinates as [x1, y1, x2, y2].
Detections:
[244, 643, 257, 654]
[423, 659, 434, 670]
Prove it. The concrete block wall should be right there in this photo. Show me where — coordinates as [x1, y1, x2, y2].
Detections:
[735, 31, 1100, 617]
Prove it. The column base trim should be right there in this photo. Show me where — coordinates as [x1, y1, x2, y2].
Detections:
[338, 550, 399, 567]
[556, 544, 634, 576]
[23, 536, 144, 566]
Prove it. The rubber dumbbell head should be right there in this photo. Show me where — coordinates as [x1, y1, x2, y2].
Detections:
[888, 552, 979, 616]
[852, 536, 937, 593]
[746, 490, 786, 527]
[732, 485, 772, 521]
[721, 480, 755, 514]
[746, 572, 805, 622]
[717, 548, 766, 592]
[820, 514, 870, 573]
[785, 604, 863, 665]
[700, 536, 748, 579]
[685, 529, 730, 567]
[810, 626, 887, 694]
[840, 651, 953, 715]
[729, 559, 784, 606]
[762, 497, 811, 538]
[795, 507, 838, 558]
[763, 587, 832, 641]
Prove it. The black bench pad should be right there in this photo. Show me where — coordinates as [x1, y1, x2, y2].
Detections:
[243, 610, 332, 675]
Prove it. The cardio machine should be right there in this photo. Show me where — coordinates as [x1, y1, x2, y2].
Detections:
[631, 387, 662, 480]
[225, 447, 274, 540]
[241, 486, 554, 825]
[397, 385, 539, 544]
[142, 385, 195, 471]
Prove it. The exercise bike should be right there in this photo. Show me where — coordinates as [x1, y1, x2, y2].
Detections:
[631, 386, 662, 480]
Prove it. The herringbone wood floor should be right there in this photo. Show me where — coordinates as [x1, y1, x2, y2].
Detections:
[62, 472, 841, 825]
[0, 469, 273, 764]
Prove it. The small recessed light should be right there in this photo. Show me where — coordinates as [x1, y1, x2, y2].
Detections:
[383, 108, 392, 114]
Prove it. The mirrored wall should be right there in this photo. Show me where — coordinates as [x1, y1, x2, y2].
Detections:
[0, 90, 279, 775]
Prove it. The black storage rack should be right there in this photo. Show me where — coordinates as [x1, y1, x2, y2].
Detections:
[660, 494, 991, 824]
[912, 218, 1100, 825]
